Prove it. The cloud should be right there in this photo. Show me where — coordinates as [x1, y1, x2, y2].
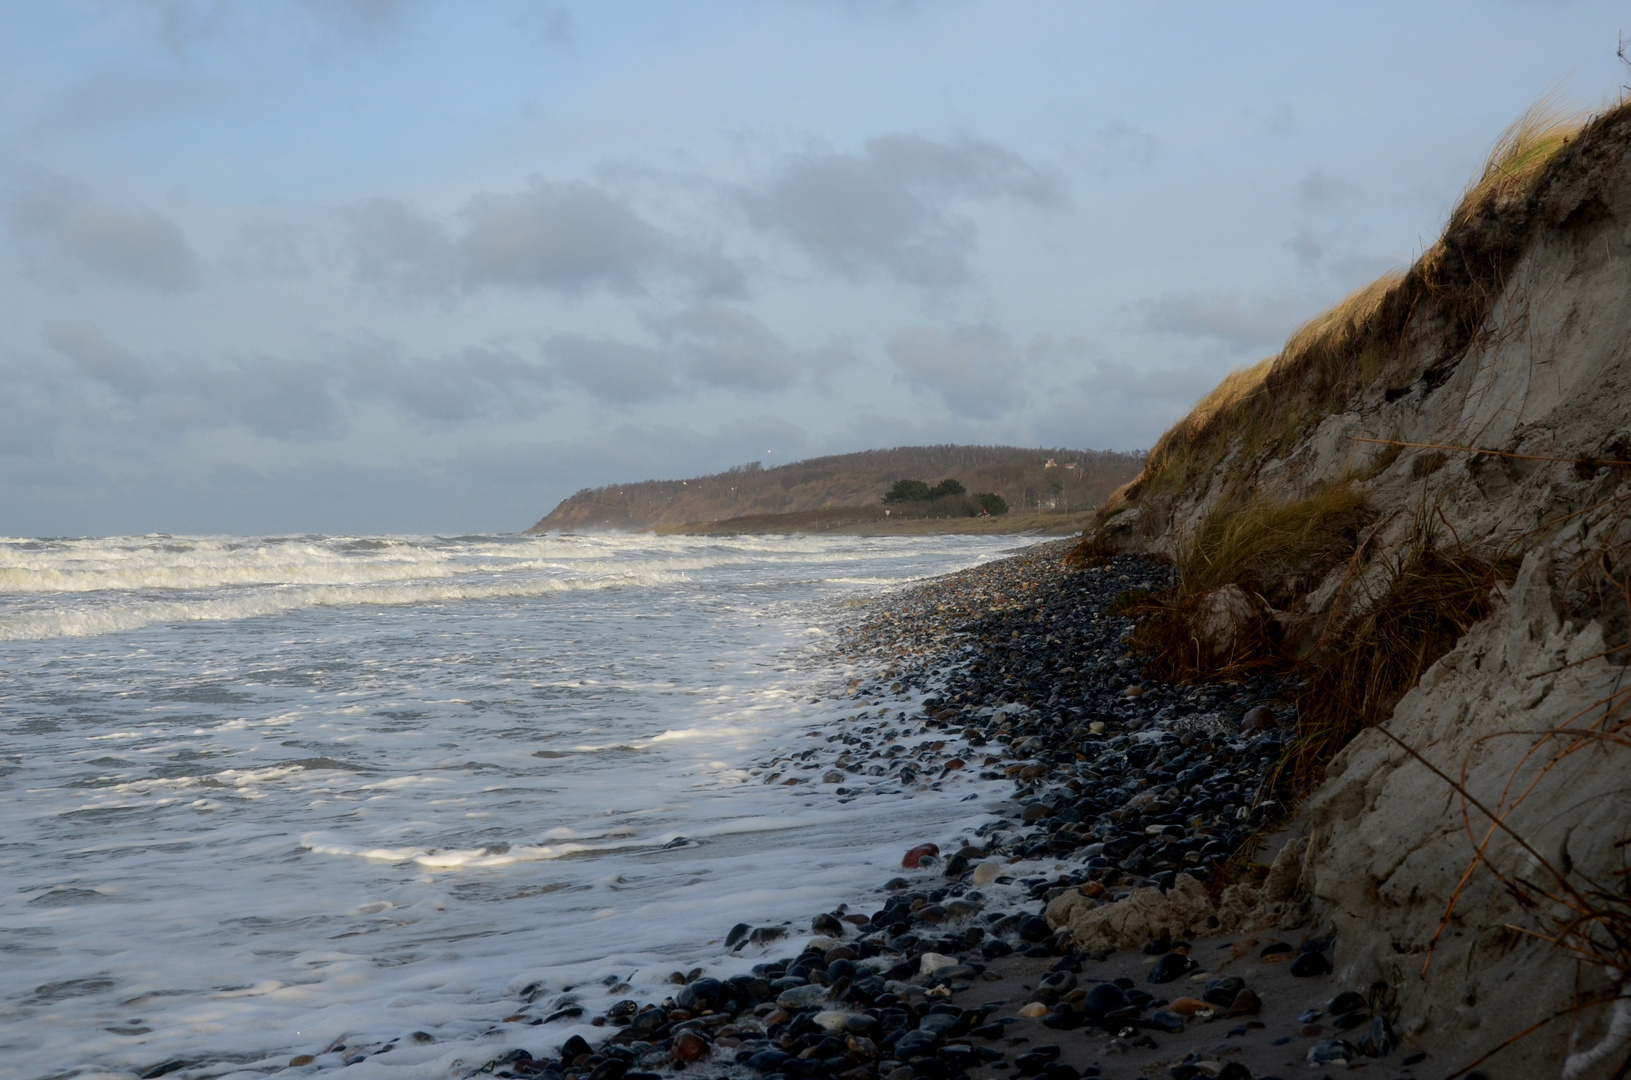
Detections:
[519, 1, 575, 45]
[542, 305, 838, 403]
[743, 134, 1065, 285]
[33, 322, 555, 444]
[1298, 168, 1360, 207]
[887, 323, 1025, 418]
[345, 197, 458, 295]
[9, 174, 200, 291]
[459, 181, 669, 293]
[1089, 124, 1160, 176]
[650, 305, 802, 392]
[119, 0, 423, 53]
[541, 333, 678, 404]
[1285, 226, 1400, 284]
[29, 69, 224, 138]
[346, 182, 743, 299]
[298, 0, 423, 34]
[1135, 290, 1313, 351]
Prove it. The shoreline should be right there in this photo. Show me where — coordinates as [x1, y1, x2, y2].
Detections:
[463, 542, 1458, 1080]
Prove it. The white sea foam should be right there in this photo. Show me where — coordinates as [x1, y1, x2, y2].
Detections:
[0, 532, 1026, 1080]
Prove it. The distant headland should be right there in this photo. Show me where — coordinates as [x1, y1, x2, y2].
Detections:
[523, 445, 1144, 535]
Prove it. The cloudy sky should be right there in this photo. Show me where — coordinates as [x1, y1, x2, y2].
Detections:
[2, 1, 1626, 535]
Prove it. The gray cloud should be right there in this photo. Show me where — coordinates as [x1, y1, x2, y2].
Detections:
[1135, 290, 1313, 350]
[541, 333, 679, 404]
[345, 197, 458, 295]
[1298, 168, 1360, 207]
[650, 305, 801, 392]
[45, 322, 345, 439]
[543, 305, 834, 403]
[519, 2, 575, 45]
[460, 181, 668, 293]
[29, 69, 223, 138]
[34, 322, 554, 444]
[1090, 124, 1160, 176]
[9, 174, 200, 291]
[1285, 226, 1400, 284]
[887, 323, 1025, 418]
[122, 0, 423, 51]
[298, 0, 423, 33]
[346, 182, 743, 300]
[743, 134, 1065, 285]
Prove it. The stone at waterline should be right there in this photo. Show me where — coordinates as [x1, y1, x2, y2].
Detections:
[901, 843, 939, 869]
[669, 1032, 709, 1063]
[811, 912, 844, 936]
[971, 860, 1004, 885]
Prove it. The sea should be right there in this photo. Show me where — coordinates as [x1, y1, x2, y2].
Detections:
[0, 532, 1031, 1080]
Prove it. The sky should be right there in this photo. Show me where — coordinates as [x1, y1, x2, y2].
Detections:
[1, 1, 1627, 536]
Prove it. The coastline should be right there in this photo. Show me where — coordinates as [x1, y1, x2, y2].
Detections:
[461, 541, 1451, 1080]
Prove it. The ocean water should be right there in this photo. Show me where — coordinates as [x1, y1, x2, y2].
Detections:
[0, 533, 1028, 1080]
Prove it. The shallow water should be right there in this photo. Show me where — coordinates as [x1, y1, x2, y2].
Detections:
[0, 533, 1026, 1080]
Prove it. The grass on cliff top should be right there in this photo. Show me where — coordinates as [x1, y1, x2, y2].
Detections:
[1085, 95, 1604, 537]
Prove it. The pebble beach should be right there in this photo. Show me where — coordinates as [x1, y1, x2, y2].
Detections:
[466, 541, 1448, 1080]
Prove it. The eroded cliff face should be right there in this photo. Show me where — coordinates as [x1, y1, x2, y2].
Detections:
[1094, 104, 1631, 1074]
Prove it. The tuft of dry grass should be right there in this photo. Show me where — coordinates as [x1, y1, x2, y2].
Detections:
[1125, 483, 1371, 683]
[1180, 483, 1370, 601]
[1460, 94, 1586, 215]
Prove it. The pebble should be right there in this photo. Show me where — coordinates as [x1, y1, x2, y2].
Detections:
[668, 1032, 709, 1062]
[901, 843, 939, 869]
[777, 984, 829, 1009]
[814, 1010, 851, 1032]
[1147, 1010, 1185, 1033]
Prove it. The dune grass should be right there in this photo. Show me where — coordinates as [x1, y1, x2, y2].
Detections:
[1125, 483, 1372, 682]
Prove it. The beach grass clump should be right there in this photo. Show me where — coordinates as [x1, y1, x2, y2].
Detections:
[1125, 483, 1371, 683]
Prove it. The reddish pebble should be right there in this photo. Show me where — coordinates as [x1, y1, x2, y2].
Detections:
[1300, 1023, 1324, 1037]
[669, 1032, 709, 1062]
[901, 843, 940, 869]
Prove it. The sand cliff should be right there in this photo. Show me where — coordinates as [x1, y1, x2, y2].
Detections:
[1083, 101, 1631, 1075]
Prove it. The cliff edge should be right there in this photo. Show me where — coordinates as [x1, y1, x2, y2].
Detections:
[1080, 100, 1631, 1076]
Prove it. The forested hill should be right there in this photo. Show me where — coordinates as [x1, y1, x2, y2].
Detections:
[525, 445, 1143, 532]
